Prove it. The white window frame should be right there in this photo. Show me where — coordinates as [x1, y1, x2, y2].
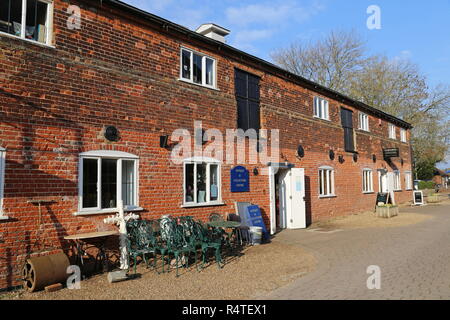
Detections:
[359, 112, 370, 132]
[389, 124, 397, 140]
[400, 128, 407, 142]
[182, 157, 222, 207]
[313, 97, 330, 121]
[77, 151, 140, 215]
[393, 170, 401, 191]
[179, 47, 217, 89]
[404, 171, 413, 190]
[362, 169, 374, 193]
[0, 0, 54, 46]
[318, 166, 335, 197]
[0, 147, 6, 219]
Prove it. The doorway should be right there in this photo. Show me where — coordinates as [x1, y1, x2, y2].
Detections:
[378, 169, 388, 193]
[269, 166, 306, 234]
[378, 169, 396, 205]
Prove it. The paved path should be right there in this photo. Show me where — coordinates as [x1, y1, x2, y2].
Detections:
[260, 203, 450, 300]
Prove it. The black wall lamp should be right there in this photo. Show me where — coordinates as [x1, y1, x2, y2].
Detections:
[338, 155, 345, 164]
[297, 145, 305, 158]
[253, 168, 259, 176]
[353, 153, 358, 162]
[105, 126, 119, 142]
[372, 154, 377, 163]
[160, 135, 180, 149]
[401, 158, 404, 166]
[329, 150, 335, 160]
[160, 135, 170, 148]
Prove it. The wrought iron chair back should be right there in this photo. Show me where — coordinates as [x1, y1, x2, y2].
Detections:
[126, 219, 157, 274]
[209, 213, 224, 222]
[126, 220, 154, 250]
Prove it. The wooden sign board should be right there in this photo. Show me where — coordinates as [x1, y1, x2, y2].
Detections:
[376, 192, 391, 206]
[383, 148, 399, 159]
[413, 191, 424, 205]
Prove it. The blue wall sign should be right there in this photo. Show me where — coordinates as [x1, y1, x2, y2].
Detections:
[245, 205, 269, 241]
[230, 166, 250, 192]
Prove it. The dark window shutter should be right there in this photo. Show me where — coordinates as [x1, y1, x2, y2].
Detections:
[343, 127, 355, 152]
[235, 69, 260, 131]
[341, 108, 355, 152]
[248, 74, 260, 101]
[235, 70, 248, 98]
[237, 97, 249, 131]
[248, 100, 260, 133]
[341, 108, 353, 128]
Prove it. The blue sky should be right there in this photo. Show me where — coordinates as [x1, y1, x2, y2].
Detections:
[123, 0, 450, 87]
[123, 0, 450, 168]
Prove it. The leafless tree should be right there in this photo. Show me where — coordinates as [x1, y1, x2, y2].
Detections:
[271, 30, 450, 170]
[271, 29, 368, 92]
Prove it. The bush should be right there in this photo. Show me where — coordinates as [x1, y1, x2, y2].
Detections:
[418, 180, 435, 190]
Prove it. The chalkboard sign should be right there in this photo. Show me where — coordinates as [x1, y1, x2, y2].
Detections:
[245, 205, 269, 241]
[376, 192, 390, 205]
[230, 166, 250, 192]
[413, 191, 424, 205]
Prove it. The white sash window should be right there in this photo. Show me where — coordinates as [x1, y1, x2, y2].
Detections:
[78, 151, 139, 214]
[319, 166, 335, 197]
[183, 157, 222, 207]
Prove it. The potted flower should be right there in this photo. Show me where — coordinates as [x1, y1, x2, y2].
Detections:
[376, 203, 399, 218]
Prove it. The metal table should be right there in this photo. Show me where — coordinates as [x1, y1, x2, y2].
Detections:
[206, 221, 242, 253]
[207, 221, 241, 229]
[64, 231, 119, 276]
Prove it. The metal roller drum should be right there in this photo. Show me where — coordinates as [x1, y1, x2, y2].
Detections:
[22, 252, 70, 292]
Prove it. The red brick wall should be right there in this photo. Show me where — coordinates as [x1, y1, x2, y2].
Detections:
[0, 0, 413, 289]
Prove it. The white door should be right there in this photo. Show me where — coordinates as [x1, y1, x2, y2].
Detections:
[270, 167, 307, 233]
[278, 170, 289, 229]
[288, 168, 306, 229]
[387, 172, 396, 205]
[268, 167, 277, 235]
[379, 170, 388, 193]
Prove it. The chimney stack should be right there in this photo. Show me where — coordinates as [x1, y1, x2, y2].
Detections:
[196, 23, 230, 43]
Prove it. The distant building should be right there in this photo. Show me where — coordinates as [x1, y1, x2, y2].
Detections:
[433, 169, 449, 189]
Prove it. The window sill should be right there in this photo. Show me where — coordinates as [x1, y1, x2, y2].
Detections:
[319, 195, 337, 199]
[0, 31, 55, 49]
[74, 207, 144, 216]
[363, 192, 375, 194]
[313, 116, 331, 122]
[182, 202, 225, 208]
[0, 215, 10, 221]
[394, 190, 402, 192]
[178, 78, 220, 91]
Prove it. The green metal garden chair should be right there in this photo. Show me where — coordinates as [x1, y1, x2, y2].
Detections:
[160, 216, 198, 277]
[194, 220, 224, 270]
[209, 213, 224, 222]
[126, 220, 157, 275]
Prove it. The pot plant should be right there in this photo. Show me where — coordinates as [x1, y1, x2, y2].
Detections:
[427, 193, 441, 203]
[376, 203, 399, 218]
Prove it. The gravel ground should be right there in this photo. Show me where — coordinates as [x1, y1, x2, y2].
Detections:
[310, 210, 432, 231]
[1, 242, 316, 300]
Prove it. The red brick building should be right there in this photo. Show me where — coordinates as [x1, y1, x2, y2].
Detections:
[0, 0, 413, 290]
